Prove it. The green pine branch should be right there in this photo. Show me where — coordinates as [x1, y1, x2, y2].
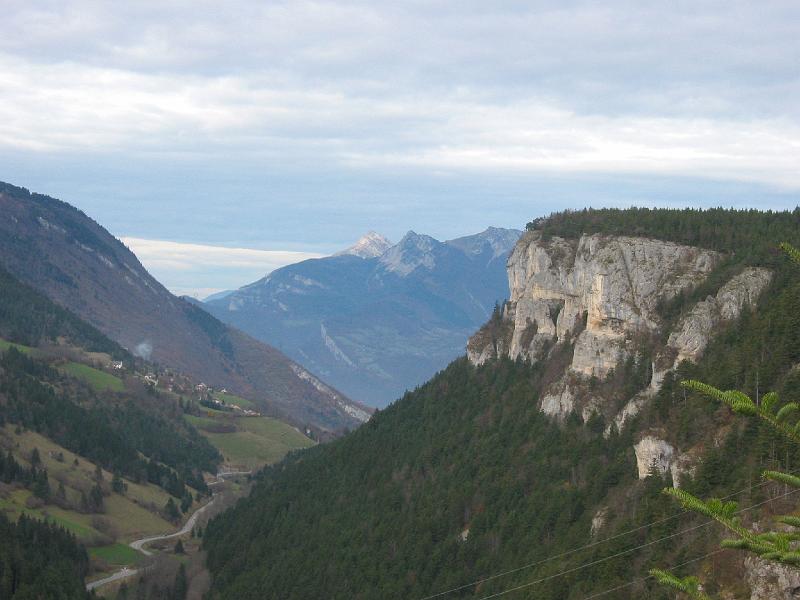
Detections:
[780, 242, 800, 266]
[649, 569, 712, 600]
[681, 381, 800, 445]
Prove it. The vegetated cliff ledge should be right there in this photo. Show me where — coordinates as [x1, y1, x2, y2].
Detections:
[468, 230, 772, 478]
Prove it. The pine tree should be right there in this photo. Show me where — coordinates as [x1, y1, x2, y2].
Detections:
[32, 469, 51, 501]
[174, 539, 185, 554]
[653, 243, 800, 597]
[165, 497, 180, 521]
[57, 481, 67, 501]
[89, 482, 104, 512]
[112, 471, 126, 494]
[172, 563, 188, 600]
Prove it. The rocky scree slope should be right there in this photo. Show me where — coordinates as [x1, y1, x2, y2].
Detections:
[0, 181, 368, 433]
[205, 227, 521, 406]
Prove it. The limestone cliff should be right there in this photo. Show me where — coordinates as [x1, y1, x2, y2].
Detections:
[468, 231, 771, 426]
[667, 267, 773, 365]
[469, 232, 720, 375]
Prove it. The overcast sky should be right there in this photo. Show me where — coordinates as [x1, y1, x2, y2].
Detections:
[3, 1, 799, 296]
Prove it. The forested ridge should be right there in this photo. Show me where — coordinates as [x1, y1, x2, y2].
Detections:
[0, 264, 129, 361]
[0, 513, 91, 599]
[204, 207, 800, 599]
[0, 348, 217, 496]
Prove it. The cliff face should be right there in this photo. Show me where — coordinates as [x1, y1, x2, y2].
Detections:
[469, 232, 723, 371]
[468, 231, 772, 428]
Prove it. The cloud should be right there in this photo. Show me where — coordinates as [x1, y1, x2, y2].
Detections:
[0, 1, 798, 188]
[1, 1, 798, 258]
[121, 237, 323, 297]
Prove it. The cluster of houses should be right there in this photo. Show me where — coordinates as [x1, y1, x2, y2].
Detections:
[104, 358, 262, 417]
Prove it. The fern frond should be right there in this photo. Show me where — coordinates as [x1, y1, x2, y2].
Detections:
[776, 516, 800, 528]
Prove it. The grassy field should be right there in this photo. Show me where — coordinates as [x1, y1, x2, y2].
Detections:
[0, 426, 176, 546]
[0, 337, 34, 354]
[216, 391, 256, 410]
[185, 413, 314, 470]
[90, 543, 142, 566]
[60, 361, 125, 392]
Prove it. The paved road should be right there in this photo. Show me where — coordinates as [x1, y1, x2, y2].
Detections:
[208, 470, 252, 486]
[130, 496, 217, 556]
[85, 496, 217, 590]
[87, 566, 140, 591]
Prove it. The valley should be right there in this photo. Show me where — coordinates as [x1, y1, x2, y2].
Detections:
[0, 249, 320, 597]
[1, 182, 799, 600]
[4, 3, 799, 598]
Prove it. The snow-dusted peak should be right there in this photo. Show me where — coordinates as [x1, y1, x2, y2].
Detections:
[335, 231, 392, 259]
[379, 231, 441, 276]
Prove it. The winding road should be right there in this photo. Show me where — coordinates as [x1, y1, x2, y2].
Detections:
[86, 472, 250, 591]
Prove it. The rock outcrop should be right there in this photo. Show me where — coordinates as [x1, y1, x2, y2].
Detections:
[470, 232, 774, 428]
[634, 436, 676, 479]
[470, 232, 721, 376]
[667, 267, 773, 365]
[745, 556, 800, 600]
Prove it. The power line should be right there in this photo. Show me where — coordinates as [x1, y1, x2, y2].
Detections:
[473, 487, 799, 599]
[474, 521, 713, 600]
[419, 467, 793, 599]
[576, 548, 725, 600]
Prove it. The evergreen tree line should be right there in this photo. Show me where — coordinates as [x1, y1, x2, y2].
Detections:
[0, 513, 91, 599]
[0, 449, 53, 501]
[529, 206, 800, 266]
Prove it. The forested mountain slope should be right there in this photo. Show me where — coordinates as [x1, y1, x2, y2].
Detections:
[204, 228, 521, 406]
[0, 264, 324, 593]
[204, 207, 800, 599]
[0, 514, 90, 599]
[0, 181, 368, 434]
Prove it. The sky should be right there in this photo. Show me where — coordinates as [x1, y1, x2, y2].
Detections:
[2, 1, 799, 297]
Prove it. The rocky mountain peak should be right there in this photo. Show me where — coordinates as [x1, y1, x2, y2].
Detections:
[378, 231, 441, 276]
[335, 231, 392, 259]
[446, 226, 522, 260]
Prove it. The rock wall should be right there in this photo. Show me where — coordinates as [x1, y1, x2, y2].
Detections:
[470, 232, 773, 425]
[667, 267, 772, 365]
[634, 436, 675, 479]
[745, 556, 800, 600]
[470, 232, 720, 377]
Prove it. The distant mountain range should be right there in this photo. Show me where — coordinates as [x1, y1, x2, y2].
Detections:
[0, 181, 369, 434]
[204, 227, 522, 406]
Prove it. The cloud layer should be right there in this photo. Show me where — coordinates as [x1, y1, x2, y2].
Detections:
[121, 237, 322, 298]
[2, 1, 799, 187]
